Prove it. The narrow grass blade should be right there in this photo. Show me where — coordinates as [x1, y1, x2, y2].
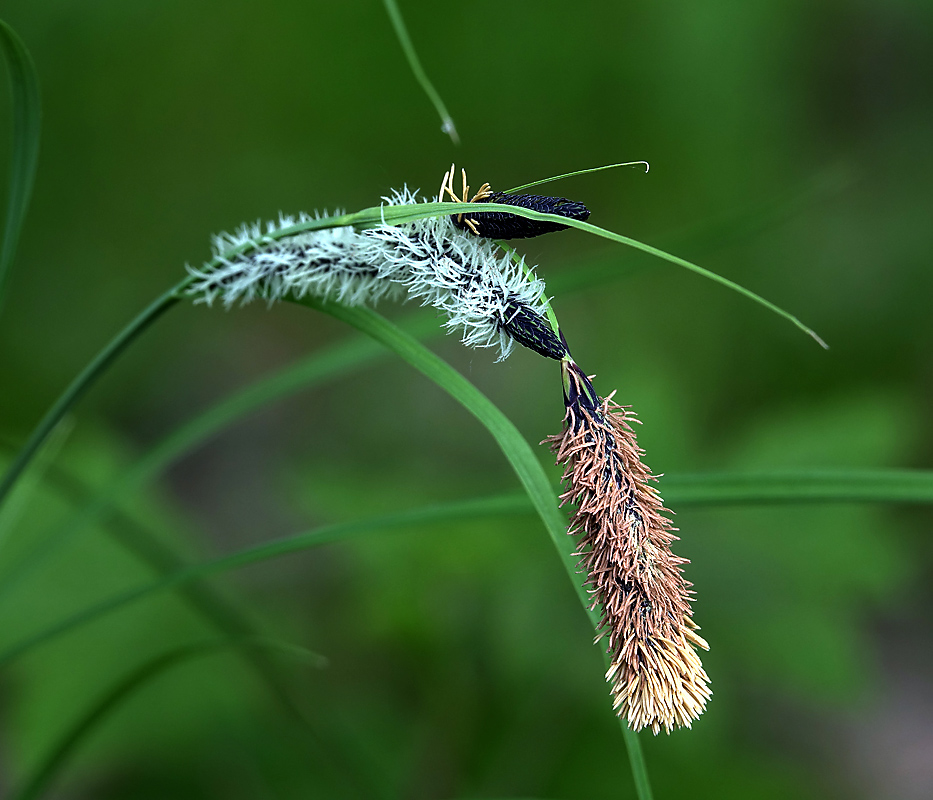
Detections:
[296, 299, 654, 800]
[0, 313, 656, 798]
[0, 283, 182, 510]
[561, 216, 828, 349]
[0, 19, 41, 319]
[10, 638, 324, 800]
[9, 464, 932, 670]
[409, 202, 825, 348]
[0, 311, 440, 601]
[505, 161, 650, 193]
[664, 469, 933, 506]
[283, 200, 826, 348]
[0, 438, 320, 731]
[0, 495, 533, 668]
[0, 178, 829, 511]
[381, 0, 458, 143]
[175, 197, 824, 350]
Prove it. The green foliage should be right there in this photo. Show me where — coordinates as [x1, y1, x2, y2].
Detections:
[1, 1, 932, 799]
[0, 18, 40, 318]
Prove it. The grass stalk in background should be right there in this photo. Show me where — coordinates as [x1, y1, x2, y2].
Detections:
[2, 10, 928, 800]
[0, 436, 326, 730]
[0, 198, 820, 512]
[0, 300, 657, 800]
[381, 0, 459, 143]
[663, 469, 933, 506]
[0, 19, 40, 320]
[0, 286, 181, 508]
[0, 169, 852, 592]
[0, 496, 534, 666]
[9, 639, 327, 800]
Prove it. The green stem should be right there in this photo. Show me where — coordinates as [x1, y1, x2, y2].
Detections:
[0, 496, 534, 668]
[502, 242, 563, 338]
[0, 281, 186, 509]
[381, 0, 458, 143]
[10, 639, 330, 800]
[624, 728, 655, 800]
[0, 19, 42, 321]
[504, 161, 650, 193]
[18, 450, 314, 726]
[299, 299, 654, 800]
[663, 469, 933, 506]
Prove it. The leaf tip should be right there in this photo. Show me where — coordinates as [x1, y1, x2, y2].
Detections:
[441, 117, 460, 145]
[808, 329, 830, 350]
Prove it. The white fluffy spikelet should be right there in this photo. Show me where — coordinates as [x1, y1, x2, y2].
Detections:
[187, 192, 557, 361]
[359, 188, 551, 361]
[187, 212, 403, 308]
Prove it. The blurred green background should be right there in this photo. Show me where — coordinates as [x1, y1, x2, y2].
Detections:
[1, 0, 932, 797]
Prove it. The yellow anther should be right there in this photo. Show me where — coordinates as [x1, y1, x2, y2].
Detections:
[438, 164, 495, 234]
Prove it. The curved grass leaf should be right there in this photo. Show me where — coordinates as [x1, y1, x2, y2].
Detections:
[0, 284, 182, 510]
[10, 638, 325, 800]
[0, 311, 441, 602]
[664, 469, 933, 506]
[295, 299, 654, 800]
[0, 19, 41, 319]
[381, 0, 458, 143]
[367, 201, 828, 348]
[0, 439, 317, 731]
[176, 197, 825, 350]
[215, 200, 824, 347]
[0, 190, 823, 513]
[505, 161, 650, 193]
[0, 495, 533, 667]
[0, 303, 655, 799]
[7, 463, 933, 671]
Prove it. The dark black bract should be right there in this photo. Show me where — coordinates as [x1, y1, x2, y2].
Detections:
[500, 299, 568, 360]
[453, 192, 590, 240]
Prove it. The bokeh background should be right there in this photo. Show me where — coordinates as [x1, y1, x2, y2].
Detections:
[1, 0, 932, 798]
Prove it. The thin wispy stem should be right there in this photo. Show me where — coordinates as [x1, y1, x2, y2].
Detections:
[381, 0, 458, 143]
[0, 285, 181, 508]
[0, 19, 42, 320]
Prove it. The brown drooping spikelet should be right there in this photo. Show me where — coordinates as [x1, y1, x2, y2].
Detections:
[545, 361, 711, 734]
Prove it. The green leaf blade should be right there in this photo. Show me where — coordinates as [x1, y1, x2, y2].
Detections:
[665, 469, 933, 506]
[0, 18, 42, 319]
[381, 0, 458, 143]
[10, 639, 324, 800]
[296, 298, 655, 800]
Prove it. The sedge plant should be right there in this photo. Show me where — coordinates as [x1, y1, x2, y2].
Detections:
[3, 9, 933, 800]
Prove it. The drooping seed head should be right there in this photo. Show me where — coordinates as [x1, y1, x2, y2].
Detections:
[545, 361, 711, 734]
